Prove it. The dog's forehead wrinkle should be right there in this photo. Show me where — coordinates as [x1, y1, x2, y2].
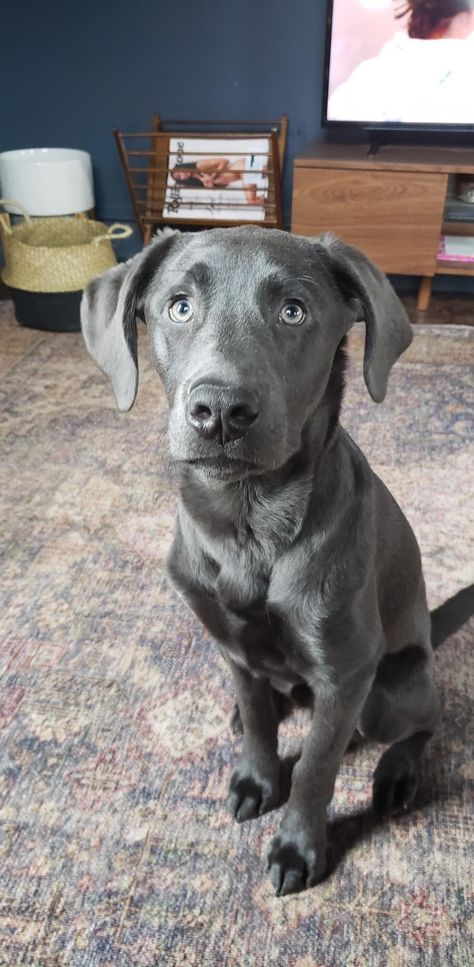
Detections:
[176, 256, 287, 322]
[179, 236, 279, 279]
[257, 270, 326, 303]
[158, 231, 329, 307]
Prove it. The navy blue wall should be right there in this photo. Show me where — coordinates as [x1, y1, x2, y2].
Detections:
[1, 0, 473, 292]
[1, 0, 328, 233]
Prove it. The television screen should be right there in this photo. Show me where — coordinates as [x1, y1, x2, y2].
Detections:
[324, 0, 474, 128]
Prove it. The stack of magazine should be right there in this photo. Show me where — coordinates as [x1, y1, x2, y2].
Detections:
[163, 137, 271, 221]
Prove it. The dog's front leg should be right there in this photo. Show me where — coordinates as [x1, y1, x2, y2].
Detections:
[267, 664, 374, 895]
[226, 659, 281, 822]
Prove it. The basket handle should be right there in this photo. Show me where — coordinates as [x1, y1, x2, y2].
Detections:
[92, 223, 134, 245]
[0, 198, 32, 232]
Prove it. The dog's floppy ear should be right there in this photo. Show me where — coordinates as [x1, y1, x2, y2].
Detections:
[318, 234, 412, 403]
[81, 230, 178, 412]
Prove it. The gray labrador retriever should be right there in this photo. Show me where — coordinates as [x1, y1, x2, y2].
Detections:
[82, 226, 471, 896]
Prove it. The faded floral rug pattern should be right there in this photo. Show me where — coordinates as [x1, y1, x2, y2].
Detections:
[0, 301, 473, 966]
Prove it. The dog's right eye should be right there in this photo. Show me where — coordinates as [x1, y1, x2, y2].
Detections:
[279, 301, 306, 327]
[168, 297, 194, 323]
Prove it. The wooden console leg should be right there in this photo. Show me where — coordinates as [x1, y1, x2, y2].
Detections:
[417, 276, 433, 312]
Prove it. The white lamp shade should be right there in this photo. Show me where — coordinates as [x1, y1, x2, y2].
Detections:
[0, 147, 95, 216]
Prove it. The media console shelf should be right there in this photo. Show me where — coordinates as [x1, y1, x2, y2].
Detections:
[291, 144, 474, 311]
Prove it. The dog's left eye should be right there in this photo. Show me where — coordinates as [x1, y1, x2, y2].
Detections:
[279, 301, 306, 326]
[168, 297, 194, 323]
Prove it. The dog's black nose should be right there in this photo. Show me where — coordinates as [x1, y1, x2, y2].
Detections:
[187, 383, 259, 444]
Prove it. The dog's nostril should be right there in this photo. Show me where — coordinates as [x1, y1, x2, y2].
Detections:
[192, 403, 213, 421]
[230, 404, 258, 426]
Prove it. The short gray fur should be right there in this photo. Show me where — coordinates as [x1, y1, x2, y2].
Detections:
[81, 226, 468, 896]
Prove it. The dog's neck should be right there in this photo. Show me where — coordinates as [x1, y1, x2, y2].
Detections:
[180, 448, 313, 548]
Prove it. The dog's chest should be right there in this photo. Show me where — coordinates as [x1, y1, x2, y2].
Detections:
[213, 541, 309, 690]
[182, 481, 319, 688]
[222, 599, 295, 684]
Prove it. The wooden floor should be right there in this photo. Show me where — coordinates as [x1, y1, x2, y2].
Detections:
[402, 292, 474, 326]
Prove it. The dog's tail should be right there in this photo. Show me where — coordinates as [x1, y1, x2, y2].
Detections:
[431, 584, 474, 650]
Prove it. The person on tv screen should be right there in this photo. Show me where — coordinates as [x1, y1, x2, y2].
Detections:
[328, 0, 474, 124]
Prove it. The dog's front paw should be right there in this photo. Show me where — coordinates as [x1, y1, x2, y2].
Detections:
[267, 830, 327, 896]
[229, 762, 280, 822]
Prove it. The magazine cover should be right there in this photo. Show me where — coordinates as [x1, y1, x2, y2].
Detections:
[163, 137, 271, 221]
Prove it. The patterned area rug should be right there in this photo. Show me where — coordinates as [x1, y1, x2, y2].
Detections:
[0, 300, 473, 967]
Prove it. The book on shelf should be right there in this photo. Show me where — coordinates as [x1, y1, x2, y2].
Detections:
[438, 235, 474, 263]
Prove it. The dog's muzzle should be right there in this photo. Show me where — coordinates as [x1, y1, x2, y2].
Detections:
[186, 381, 259, 446]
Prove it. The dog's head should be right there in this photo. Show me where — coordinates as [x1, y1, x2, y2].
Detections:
[82, 227, 411, 481]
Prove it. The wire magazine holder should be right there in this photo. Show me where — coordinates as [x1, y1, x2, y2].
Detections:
[114, 114, 287, 242]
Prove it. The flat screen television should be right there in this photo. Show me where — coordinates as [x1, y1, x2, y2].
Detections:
[322, 0, 474, 133]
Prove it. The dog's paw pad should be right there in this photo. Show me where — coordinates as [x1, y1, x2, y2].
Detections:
[230, 703, 243, 736]
[267, 834, 326, 896]
[229, 770, 279, 822]
[372, 762, 419, 816]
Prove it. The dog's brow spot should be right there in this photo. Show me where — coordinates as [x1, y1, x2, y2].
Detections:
[182, 261, 212, 289]
[257, 272, 292, 297]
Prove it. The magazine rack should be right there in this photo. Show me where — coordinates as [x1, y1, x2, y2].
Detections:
[114, 114, 287, 243]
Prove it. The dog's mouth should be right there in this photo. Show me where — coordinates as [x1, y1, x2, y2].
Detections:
[177, 455, 261, 481]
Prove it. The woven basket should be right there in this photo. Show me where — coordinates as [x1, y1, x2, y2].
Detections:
[0, 200, 133, 293]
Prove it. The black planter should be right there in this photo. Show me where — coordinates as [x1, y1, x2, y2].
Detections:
[9, 287, 82, 332]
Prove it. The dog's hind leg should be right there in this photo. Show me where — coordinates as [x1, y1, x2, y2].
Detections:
[372, 730, 434, 814]
[360, 644, 441, 815]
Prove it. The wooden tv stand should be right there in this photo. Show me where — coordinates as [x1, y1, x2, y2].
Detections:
[291, 144, 474, 311]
